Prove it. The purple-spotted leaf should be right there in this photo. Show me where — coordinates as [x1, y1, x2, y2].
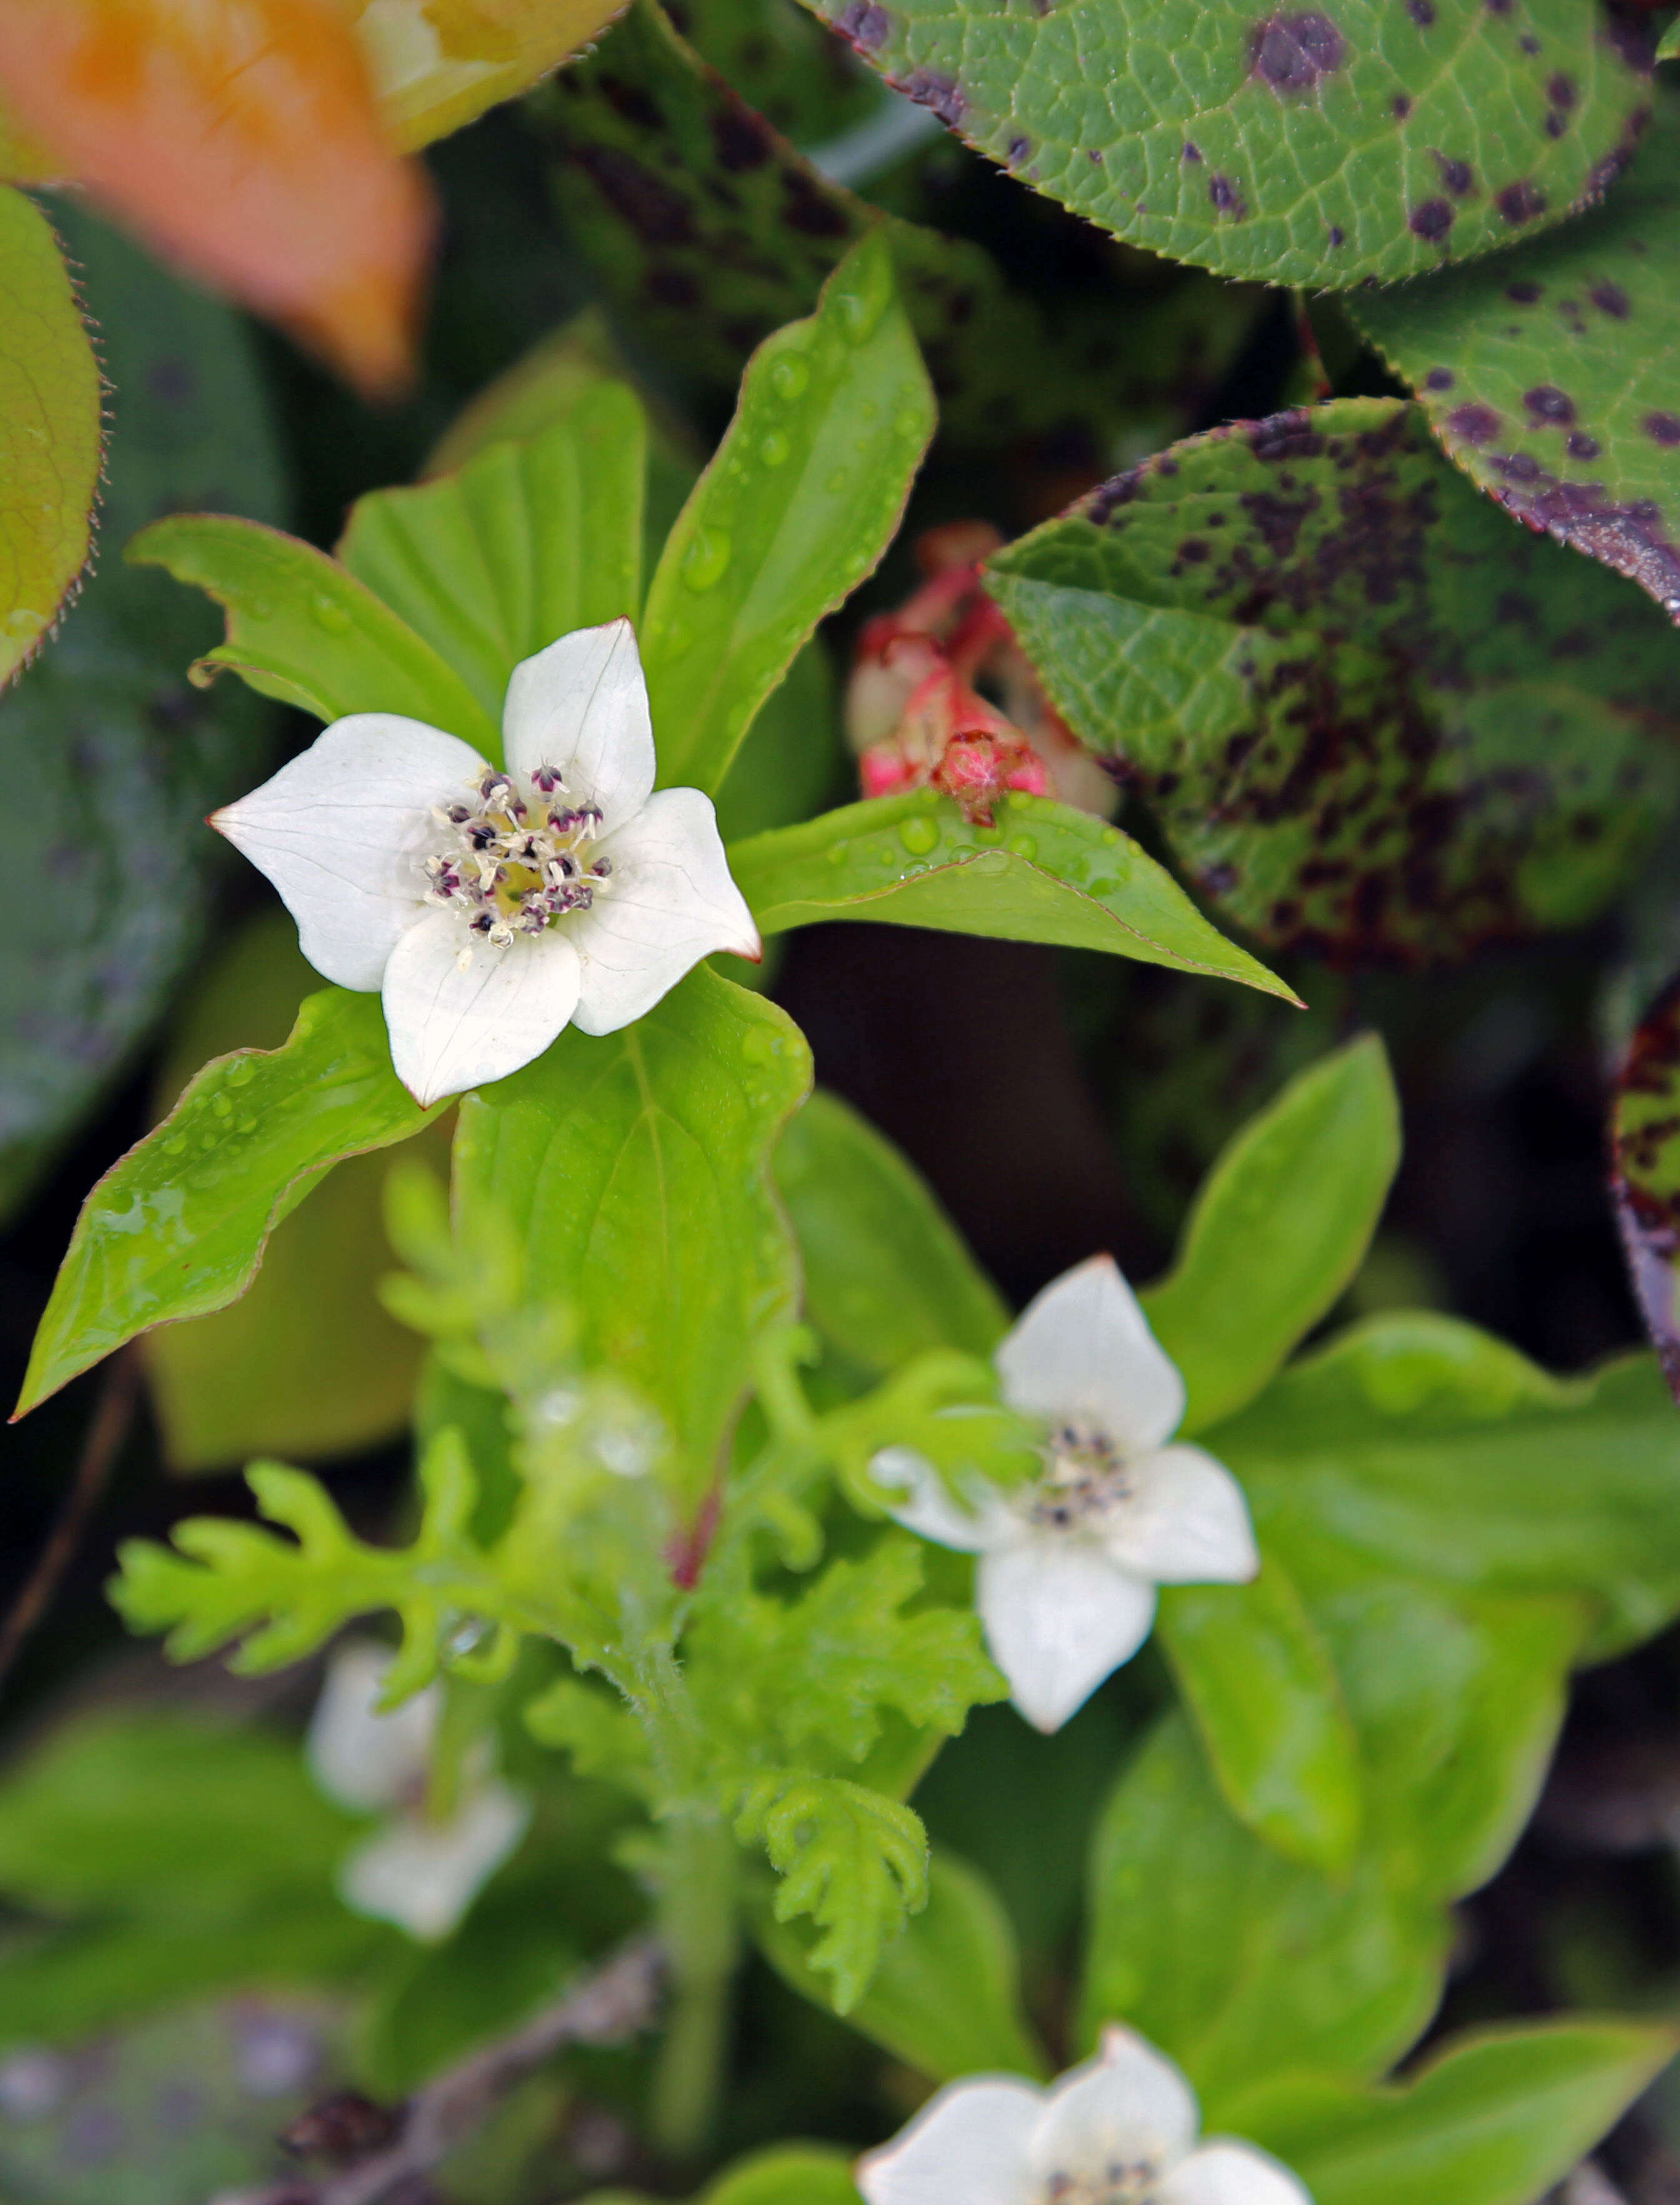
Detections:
[1612, 972, 1680, 1402]
[987, 398, 1680, 962]
[796, 0, 1654, 287]
[1354, 91, 1680, 622]
[534, 0, 1262, 454]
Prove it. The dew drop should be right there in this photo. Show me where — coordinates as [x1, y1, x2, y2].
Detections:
[968, 848, 1010, 876]
[311, 591, 352, 634]
[681, 528, 732, 592]
[226, 1058, 256, 1086]
[898, 813, 940, 856]
[211, 1094, 233, 1119]
[770, 354, 810, 401]
[760, 430, 790, 468]
[162, 1133, 188, 1156]
[243, 596, 276, 621]
[895, 408, 924, 437]
[1008, 833, 1038, 859]
[741, 1026, 775, 1064]
[826, 841, 849, 866]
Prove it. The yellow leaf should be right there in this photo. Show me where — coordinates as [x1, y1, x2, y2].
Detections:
[343, 0, 632, 151]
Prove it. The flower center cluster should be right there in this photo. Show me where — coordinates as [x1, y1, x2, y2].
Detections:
[1041, 2159, 1160, 2204]
[1025, 1421, 1131, 1532]
[422, 764, 612, 956]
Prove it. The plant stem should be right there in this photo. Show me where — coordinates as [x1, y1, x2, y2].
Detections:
[649, 1807, 739, 2160]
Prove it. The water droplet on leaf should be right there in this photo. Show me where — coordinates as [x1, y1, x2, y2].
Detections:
[898, 814, 940, 856]
[311, 591, 352, 634]
[760, 431, 790, 468]
[770, 354, 810, 400]
[681, 528, 732, 592]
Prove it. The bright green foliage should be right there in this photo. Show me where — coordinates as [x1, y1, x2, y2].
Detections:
[0, 184, 100, 686]
[712, 641, 841, 846]
[698, 2148, 862, 2204]
[989, 398, 1680, 959]
[729, 791, 1298, 999]
[336, 382, 648, 725]
[736, 1772, 929, 2012]
[16, 988, 440, 1416]
[0, 204, 283, 1219]
[644, 232, 933, 795]
[758, 1845, 1048, 2082]
[1239, 2021, 1680, 2205]
[774, 1087, 1009, 1376]
[1143, 1036, 1401, 1431]
[687, 1536, 1004, 1768]
[127, 512, 499, 751]
[794, 0, 1649, 286]
[1354, 94, 1680, 624]
[453, 966, 812, 1494]
[1158, 1558, 1362, 1876]
[540, 0, 1262, 454]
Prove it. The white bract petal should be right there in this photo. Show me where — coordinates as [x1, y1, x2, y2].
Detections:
[336, 1778, 532, 1942]
[855, 2076, 1042, 2205]
[211, 621, 759, 1103]
[1156, 2141, 1316, 2205]
[996, 1255, 1184, 1459]
[1101, 1444, 1260, 1586]
[306, 1639, 438, 1815]
[568, 786, 761, 1037]
[383, 908, 582, 1108]
[1030, 2026, 1200, 2191]
[874, 1446, 1014, 1554]
[501, 616, 655, 823]
[211, 715, 486, 991]
[978, 1538, 1156, 1733]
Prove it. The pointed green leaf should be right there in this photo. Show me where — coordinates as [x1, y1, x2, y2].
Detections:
[699, 2148, 862, 2204]
[17, 989, 439, 1416]
[1142, 1036, 1402, 1433]
[336, 382, 648, 726]
[730, 792, 1298, 999]
[126, 513, 499, 751]
[643, 230, 934, 795]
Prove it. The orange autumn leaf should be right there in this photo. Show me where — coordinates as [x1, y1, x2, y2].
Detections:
[0, 0, 435, 396]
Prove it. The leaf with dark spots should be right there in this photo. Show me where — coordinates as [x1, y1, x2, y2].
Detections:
[985, 398, 1680, 966]
[791, 0, 1651, 286]
[1354, 91, 1680, 622]
[1612, 976, 1680, 1402]
[533, 0, 1264, 455]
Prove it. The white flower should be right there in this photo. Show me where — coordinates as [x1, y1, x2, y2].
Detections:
[212, 618, 760, 1106]
[856, 2024, 1312, 2205]
[306, 1640, 531, 1942]
[875, 1254, 1258, 1732]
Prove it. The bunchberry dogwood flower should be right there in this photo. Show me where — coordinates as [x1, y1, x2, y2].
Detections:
[306, 1640, 530, 1941]
[856, 2024, 1312, 2205]
[874, 1254, 1258, 1731]
[211, 618, 759, 1105]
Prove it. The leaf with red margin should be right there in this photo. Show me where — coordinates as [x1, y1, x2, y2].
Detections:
[0, 0, 434, 396]
[1612, 974, 1680, 1402]
[1353, 91, 1680, 625]
[987, 398, 1680, 963]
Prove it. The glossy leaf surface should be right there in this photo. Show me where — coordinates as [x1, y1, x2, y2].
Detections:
[18, 990, 439, 1416]
[1611, 971, 1680, 1399]
[128, 514, 498, 752]
[989, 398, 1680, 961]
[797, 0, 1652, 286]
[0, 0, 433, 394]
[644, 231, 933, 796]
[729, 792, 1298, 999]
[452, 966, 811, 1486]
[1143, 1036, 1402, 1432]
[0, 185, 100, 688]
[337, 383, 647, 727]
[1354, 94, 1680, 622]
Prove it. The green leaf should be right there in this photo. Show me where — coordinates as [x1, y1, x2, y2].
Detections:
[1220, 1314, 1680, 1658]
[0, 184, 100, 686]
[774, 1088, 1009, 1376]
[1352, 92, 1680, 626]
[989, 398, 1680, 961]
[452, 965, 811, 1489]
[336, 382, 648, 728]
[1142, 1036, 1402, 1432]
[1661, 16, 1680, 65]
[126, 513, 499, 751]
[144, 913, 447, 1471]
[712, 639, 842, 846]
[795, 0, 1651, 287]
[757, 1844, 1048, 2082]
[729, 791, 1298, 999]
[18, 988, 439, 1416]
[698, 2147, 862, 2204]
[1239, 2021, 1680, 2205]
[1158, 1552, 1362, 1874]
[642, 231, 933, 796]
[0, 202, 284, 1218]
[736, 1772, 929, 2013]
[538, 0, 1262, 454]
[1612, 971, 1680, 1396]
